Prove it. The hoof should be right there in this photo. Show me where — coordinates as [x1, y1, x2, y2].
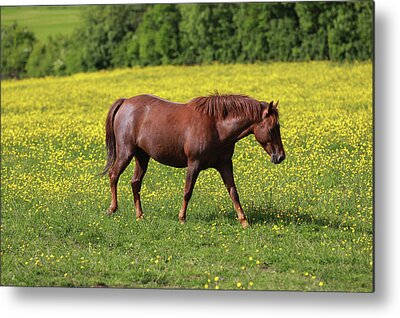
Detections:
[240, 219, 249, 229]
[178, 212, 186, 224]
[178, 218, 186, 225]
[106, 207, 117, 215]
[136, 214, 144, 221]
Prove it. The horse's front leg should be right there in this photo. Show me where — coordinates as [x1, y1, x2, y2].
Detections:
[216, 160, 249, 228]
[179, 161, 200, 224]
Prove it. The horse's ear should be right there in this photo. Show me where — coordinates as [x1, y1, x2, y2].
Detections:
[262, 101, 273, 119]
[275, 100, 279, 108]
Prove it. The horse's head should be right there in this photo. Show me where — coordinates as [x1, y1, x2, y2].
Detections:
[253, 101, 285, 164]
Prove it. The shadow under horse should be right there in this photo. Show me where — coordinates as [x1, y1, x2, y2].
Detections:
[102, 93, 285, 228]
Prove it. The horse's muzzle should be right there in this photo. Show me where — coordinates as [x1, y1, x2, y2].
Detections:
[271, 153, 285, 164]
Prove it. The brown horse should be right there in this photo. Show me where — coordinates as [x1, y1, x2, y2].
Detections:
[103, 94, 285, 228]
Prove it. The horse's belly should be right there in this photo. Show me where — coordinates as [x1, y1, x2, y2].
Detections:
[138, 141, 188, 168]
[152, 154, 188, 168]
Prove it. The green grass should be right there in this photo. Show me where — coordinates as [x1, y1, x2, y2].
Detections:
[0, 62, 373, 291]
[1, 5, 84, 41]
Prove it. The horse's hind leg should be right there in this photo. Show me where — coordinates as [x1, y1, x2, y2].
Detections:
[107, 151, 134, 215]
[131, 150, 150, 219]
[178, 161, 201, 224]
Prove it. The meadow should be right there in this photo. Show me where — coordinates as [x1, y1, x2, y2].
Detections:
[0, 62, 373, 291]
[1, 6, 83, 42]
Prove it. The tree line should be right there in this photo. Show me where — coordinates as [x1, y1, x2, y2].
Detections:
[1, 1, 373, 79]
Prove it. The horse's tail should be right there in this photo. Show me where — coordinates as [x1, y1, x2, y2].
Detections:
[101, 98, 126, 176]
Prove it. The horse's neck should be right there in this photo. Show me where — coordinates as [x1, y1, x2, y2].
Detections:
[216, 117, 255, 144]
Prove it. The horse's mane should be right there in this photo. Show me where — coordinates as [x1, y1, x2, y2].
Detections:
[187, 93, 264, 121]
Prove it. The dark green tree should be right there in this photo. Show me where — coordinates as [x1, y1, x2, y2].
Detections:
[111, 32, 140, 68]
[1, 23, 36, 79]
[325, 2, 373, 61]
[178, 3, 240, 64]
[326, 3, 358, 60]
[134, 4, 181, 66]
[354, 1, 373, 60]
[264, 3, 300, 61]
[26, 35, 68, 77]
[65, 4, 147, 73]
[294, 2, 329, 60]
[233, 2, 271, 62]
[205, 4, 240, 63]
[178, 4, 213, 64]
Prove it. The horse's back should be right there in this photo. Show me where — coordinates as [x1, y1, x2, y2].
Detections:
[127, 94, 185, 108]
[119, 94, 189, 127]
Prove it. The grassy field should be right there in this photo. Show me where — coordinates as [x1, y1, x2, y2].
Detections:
[0, 62, 373, 291]
[1, 6, 83, 41]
